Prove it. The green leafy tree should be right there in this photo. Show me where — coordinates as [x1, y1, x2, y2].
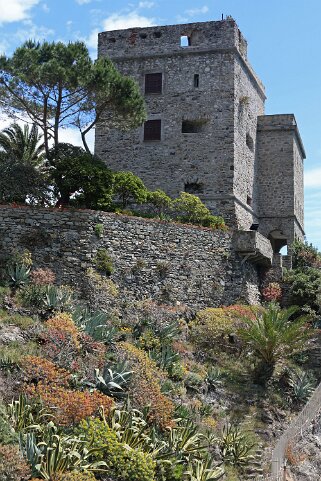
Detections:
[0, 123, 45, 166]
[173, 192, 225, 229]
[147, 189, 172, 216]
[113, 171, 148, 208]
[238, 304, 312, 384]
[50, 143, 114, 208]
[285, 241, 321, 314]
[0, 40, 146, 157]
[0, 154, 49, 204]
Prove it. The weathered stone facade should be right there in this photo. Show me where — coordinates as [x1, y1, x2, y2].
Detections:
[0, 206, 264, 310]
[95, 18, 305, 252]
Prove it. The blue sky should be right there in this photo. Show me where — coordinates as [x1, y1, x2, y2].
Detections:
[0, 0, 320, 248]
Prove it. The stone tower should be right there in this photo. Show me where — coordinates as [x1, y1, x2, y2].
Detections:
[95, 18, 305, 252]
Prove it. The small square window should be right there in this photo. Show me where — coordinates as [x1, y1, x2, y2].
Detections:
[144, 120, 161, 141]
[180, 35, 191, 47]
[145, 73, 162, 94]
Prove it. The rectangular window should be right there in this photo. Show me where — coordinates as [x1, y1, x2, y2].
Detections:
[145, 73, 162, 94]
[144, 119, 161, 141]
[194, 74, 199, 88]
[182, 120, 206, 134]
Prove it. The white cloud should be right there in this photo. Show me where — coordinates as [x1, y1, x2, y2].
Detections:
[0, 0, 39, 23]
[305, 168, 321, 188]
[14, 22, 54, 43]
[42, 3, 50, 13]
[86, 29, 99, 50]
[138, 1, 155, 8]
[75, 0, 92, 4]
[185, 6, 209, 17]
[59, 127, 94, 153]
[102, 12, 155, 31]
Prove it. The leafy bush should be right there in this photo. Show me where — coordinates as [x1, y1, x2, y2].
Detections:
[28, 384, 113, 426]
[261, 282, 282, 303]
[0, 287, 10, 307]
[189, 306, 254, 354]
[291, 240, 321, 269]
[147, 189, 172, 216]
[78, 417, 156, 481]
[20, 355, 71, 387]
[119, 342, 174, 429]
[46, 313, 80, 348]
[0, 444, 31, 481]
[285, 267, 321, 313]
[113, 171, 148, 207]
[30, 268, 56, 286]
[93, 249, 114, 276]
[173, 192, 225, 229]
[0, 403, 18, 444]
[55, 472, 96, 481]
[94, 223, 104, 238]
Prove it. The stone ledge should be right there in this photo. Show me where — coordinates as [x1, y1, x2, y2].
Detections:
[233, 231, 273, 266]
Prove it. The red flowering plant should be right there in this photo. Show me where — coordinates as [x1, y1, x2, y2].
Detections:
[261, 283, 282, 303]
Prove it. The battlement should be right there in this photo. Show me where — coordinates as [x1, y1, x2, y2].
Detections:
[98, 18, 248, 60]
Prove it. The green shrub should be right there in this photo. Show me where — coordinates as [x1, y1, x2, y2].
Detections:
[189, 307, 245, 354]
[93, 249, 114, 276]
[78, 418, 156, 481]
[0, 444, 31, 481]
[113, 171, 148, 208]
[94, 223, 104, 238]
[0, 404, 18, 444]
[147, 189, 172, 216]
[173, 192, 225, 229]
[0, 287, 10, 307]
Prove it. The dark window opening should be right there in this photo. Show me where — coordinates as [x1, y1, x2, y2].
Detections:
[230, 165, 234, 171]
[194, 74, 199, 88]
[108, 37, 116, 43]
[247, 196, 252, 207]
[184, 182, 204, 194]
[140, 33, 147, 39]
[180, 35, 191, 47]
[144, 120, 161, 141]
[145, 73, 162, 94]
[182, 120, 207, 133]
[154, 31, 162, 38]
[246, 133, 254, 152]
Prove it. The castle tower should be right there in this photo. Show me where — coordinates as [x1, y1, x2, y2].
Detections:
[95, 18, 305, 250]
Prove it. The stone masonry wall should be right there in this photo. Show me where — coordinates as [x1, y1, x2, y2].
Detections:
[0, 206, 261, 310]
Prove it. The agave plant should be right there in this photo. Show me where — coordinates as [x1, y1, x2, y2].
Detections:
[185, 457, 224, 481]
[7, 394, 52, 432]
[219, 423, 254, 467]
[7, 263, 30, 288]
[89, 361, 133, 398]
[20, 421, 106, 479]
[43, 285, 74, 312]
[149, 345, 179, 370]
[206, 366, 223, 391]
[156, 320, 181, 344]
[287, 368, 316, 404]
[72, 306, 119, 343]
